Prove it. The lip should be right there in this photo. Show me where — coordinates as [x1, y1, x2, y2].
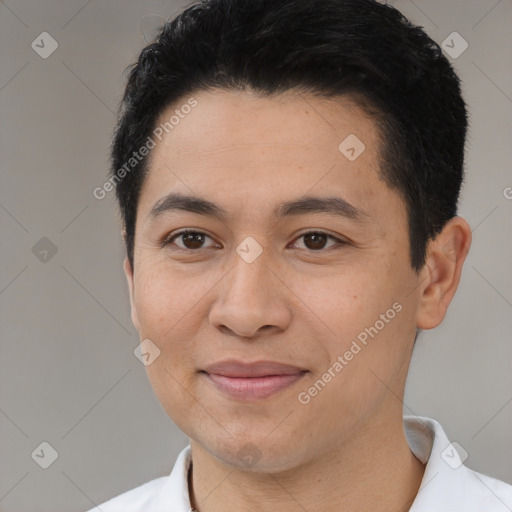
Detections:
[203, 359, 306, 377]
[202, 360, 307, 400]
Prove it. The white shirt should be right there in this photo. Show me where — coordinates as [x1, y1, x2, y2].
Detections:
[87, 415, 512, 511]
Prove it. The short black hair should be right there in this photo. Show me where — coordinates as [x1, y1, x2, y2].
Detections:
[110, 0, 468, 272]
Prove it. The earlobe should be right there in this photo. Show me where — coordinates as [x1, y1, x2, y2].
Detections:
[123, 256, 140, 332]
[415, 216, 472, 330]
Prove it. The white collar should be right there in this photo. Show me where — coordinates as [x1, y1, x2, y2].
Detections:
[91, 416, 512, 511]
[404, 415, 512, 511]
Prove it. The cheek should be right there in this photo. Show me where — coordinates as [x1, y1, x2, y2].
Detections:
[132, 261, 204, 426]
[299, 266, 395, 345]
[133, 259, 211, 335]
[301, 265, 411, 403]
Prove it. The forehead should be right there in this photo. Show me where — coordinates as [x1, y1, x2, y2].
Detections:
[153, 88, 381, 164]
[136, 88, 403, 227]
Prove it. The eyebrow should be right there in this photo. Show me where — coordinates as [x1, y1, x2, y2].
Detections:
[149, 192, 371, 223]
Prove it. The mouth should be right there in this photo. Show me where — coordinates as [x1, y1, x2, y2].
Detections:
[201, 360, 308, 401]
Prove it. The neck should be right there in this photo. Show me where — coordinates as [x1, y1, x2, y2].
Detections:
[188, 410, 425, 512]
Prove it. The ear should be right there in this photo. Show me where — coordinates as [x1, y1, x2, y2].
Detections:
[123, 256, 140, 332]
[415, 216, 472, 330]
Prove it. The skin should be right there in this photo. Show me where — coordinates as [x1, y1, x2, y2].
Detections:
[123, 88, 472, 512]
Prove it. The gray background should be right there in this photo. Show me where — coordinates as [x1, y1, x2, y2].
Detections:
[0, 0, 511, 510]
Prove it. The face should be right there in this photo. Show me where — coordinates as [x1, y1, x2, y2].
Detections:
[125, 89, 426, 472]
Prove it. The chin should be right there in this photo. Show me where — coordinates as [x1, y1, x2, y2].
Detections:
[198, 431, 309, 473]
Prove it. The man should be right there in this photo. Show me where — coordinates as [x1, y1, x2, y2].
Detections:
[88, 0, 512, 510]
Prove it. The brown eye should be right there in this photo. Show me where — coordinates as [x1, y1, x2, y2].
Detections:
[291, 231, 345, 251]
[163, 230, 218, 250]
[179, 232, 206, 249]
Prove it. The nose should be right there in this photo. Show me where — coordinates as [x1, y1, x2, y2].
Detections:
[208, 249, 292, 339]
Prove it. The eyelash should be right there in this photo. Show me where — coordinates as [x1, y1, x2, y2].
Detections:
[161, 229, 347, 252]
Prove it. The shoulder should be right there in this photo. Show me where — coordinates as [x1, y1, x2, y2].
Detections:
[464, 468, 512, 507]
[85, 476, 169, 512]
[84, 445, 193, 512]
[405, 415, 512, 511]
